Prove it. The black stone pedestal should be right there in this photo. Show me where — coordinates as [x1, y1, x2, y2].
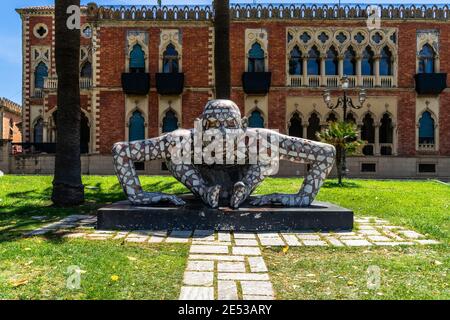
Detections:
[97, 195, 353, 232]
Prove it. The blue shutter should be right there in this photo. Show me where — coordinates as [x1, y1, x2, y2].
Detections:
[419, 112, 434, 141]
[162, 110, 178, 133]
[248, 110, 264, 128]
[35, 62, 48, 89]
[129, 111, 145, 141]
[130, 45, 145, 70]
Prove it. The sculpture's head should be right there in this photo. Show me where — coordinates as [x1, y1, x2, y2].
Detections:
[200, 99, 248, 133]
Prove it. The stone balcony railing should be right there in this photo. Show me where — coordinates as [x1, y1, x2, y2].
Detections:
[43, 77, 93, 90]
[418, 143, 436, 151]
[288, 75, 393, 88]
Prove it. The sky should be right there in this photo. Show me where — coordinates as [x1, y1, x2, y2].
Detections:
[1, 0, 448, 104]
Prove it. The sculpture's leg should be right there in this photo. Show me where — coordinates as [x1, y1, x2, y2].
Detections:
[166, 161, 221, 208]
[230, 164, 267, 208]
[112, 140, 186, 206]
[250, 139, 335, 207]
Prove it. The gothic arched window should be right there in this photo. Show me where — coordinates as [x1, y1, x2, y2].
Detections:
[33, 118, 44, 143]
[326, 112, 338, 123]
[307, 113, 321, 140]
[34, 62, 48, 89]
[288, 112, 302, 138]
[163, 44, 179, 73]
[248, 43, 265, 72]
[248, 110, 264, 128]
[325, 47, 338, 75]
[80, 61, 92, 78]
[289, 46, 302, 75]
[361, 113, 375, 155]
[361, 46, 375, 76]
[129, 44, 145, 73]
[346, 113, 356, 123]
[380, 113, 393, 155]
[418, 111, 435, 145]
[380, 47, 393, 76]
[129, 110, 145, 141]
[307, 46, 320, 75]
[343, 47, 356, 76]
[418, 44, 436, 74]
[162, 110, 179, 133]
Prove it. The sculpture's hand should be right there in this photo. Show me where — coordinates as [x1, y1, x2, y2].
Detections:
[129, 192, 186, 206]
[250, 193, 311, 207]
[230, 182, 249, 209]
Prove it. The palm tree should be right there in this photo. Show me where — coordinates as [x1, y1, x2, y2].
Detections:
[213, 0, 231, 99]
[317, 121, 364, 185]
[51, 0, 84, 206]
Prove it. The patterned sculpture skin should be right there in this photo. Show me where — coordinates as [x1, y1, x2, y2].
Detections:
[112, 100, 336, 209]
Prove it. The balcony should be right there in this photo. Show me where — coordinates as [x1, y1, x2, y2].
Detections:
[155, 73, 184, 95]
[43, 77, 93, 90]
[121, 72, 150, 95]
[242, 72, 271, 94]
[415, 73, 447, 95]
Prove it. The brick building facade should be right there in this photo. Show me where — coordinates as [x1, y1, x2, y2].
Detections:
[14, 3, 450, 177]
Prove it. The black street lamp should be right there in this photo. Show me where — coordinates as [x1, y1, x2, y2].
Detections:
[322, 76, 367, 176]
[322, 75, 367, 121]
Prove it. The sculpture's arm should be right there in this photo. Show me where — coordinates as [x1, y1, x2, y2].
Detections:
[112, 133, 186, 205]
[251, 133, 336, 207]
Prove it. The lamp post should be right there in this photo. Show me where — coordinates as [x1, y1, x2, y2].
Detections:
[322, 75, 367, 176]
[322, 75, 367, 121]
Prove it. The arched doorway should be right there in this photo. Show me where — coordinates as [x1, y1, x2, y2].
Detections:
[288, 112, 302, 138]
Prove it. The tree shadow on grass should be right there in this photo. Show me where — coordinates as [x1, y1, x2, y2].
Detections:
[0, 179, 190, 243]
[322, 181, 362, 189]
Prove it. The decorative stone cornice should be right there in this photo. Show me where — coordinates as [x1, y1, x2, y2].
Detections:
[16, 3, 450, 21]
[0, 98, 22, 116]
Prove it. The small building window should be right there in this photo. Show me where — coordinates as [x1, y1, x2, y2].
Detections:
[248, 110, 264, 128]
[80, 61, 92, 78]
[418, 111, 435, 145]
[33, 118, 44, 143]
[129, 44, 145, 73]
[361, 46, 375, 76]
[34, 62, 48, 89]
[307, 112, 321, 141]
[418, 44, 436, 74]
[162, 110, 179, 133]
[163, 44, 179, 73]
[418, 163, 436, 173]
[343, 46, 356, 76]
[288, 112, 302, 138]
[248, 43, 265, 72]
[361, 163, 376, 172]
[289, 46, 302, 75]
[325, 47, 338, 76]
[129, 110, 145, 141]
[346, 113, 356, 123]
[380, 47, 393, 76]
[307, 46, 320, 76]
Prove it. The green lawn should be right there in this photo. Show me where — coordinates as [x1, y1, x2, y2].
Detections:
[0, 175, 449, 299]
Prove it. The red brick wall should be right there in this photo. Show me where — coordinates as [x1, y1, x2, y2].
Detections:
[99, 91, 125, 154]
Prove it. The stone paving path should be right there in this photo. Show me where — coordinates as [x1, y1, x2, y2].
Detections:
[25, 215, 441, 300]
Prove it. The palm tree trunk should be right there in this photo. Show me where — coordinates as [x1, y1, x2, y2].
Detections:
[213, 0, 231, 99]
[51, 0, 84, 206]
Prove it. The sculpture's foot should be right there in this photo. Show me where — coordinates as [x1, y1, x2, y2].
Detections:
[205, 185, 221, 209]
[250, 193, 311, 207]
[129, 192, 186, 206]
[230, 181, 248, 209]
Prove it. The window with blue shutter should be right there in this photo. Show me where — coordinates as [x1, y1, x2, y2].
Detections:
[162, 110, 179, 133]
[129, 110, 145, 141]
[34, 62, 48, 89]
[248, 110, 264, 128]
[248, 43, 265, 72]
[419, 111, 435, 144]
[129, 44, 145, 73]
